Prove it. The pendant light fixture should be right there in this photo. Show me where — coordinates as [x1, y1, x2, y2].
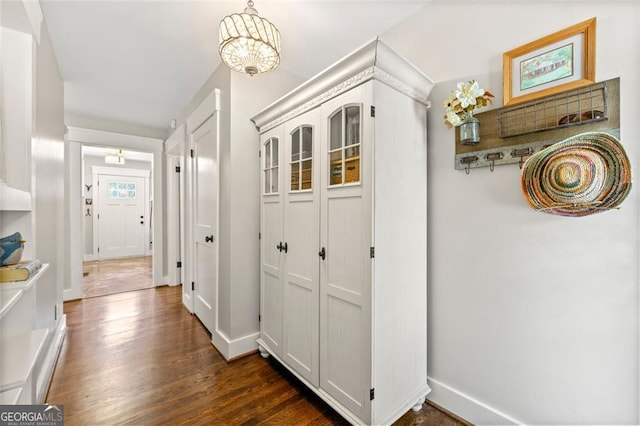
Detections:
[219, 0, 281, 76]
[105, 149, 125, 165]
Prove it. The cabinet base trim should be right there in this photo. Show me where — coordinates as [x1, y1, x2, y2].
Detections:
[211, 330, 259, 361]
[427, 377, 522, 425]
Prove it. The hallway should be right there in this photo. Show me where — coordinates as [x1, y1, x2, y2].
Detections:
[45, 286, 465, 425]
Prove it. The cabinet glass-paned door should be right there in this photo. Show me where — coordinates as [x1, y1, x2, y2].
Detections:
[328, 105, 361, 186]
[264, 137, 279, 194]
[290, 125, 314, 191]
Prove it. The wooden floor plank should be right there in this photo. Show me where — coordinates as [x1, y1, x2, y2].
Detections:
[47, 285, 468, 425]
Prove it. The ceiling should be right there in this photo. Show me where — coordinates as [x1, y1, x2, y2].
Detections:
[40, 0, 432, 132]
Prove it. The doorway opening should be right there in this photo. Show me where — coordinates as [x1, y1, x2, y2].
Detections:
[81, 145, 154, 298]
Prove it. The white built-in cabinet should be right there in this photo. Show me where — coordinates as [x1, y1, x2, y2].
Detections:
[252, 39, 433, 425]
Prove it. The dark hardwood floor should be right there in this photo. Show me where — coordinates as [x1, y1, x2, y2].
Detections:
[46, 285, 468, 425]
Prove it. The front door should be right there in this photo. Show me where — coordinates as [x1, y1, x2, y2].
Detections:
[97, 174, 147, 259]
[192, 114, 218, 334]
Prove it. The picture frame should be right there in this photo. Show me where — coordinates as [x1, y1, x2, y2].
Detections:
[503, 17, 596, 106]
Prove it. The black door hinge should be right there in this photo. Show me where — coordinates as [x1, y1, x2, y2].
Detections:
[258, 314, 261, 322]
[370, 106, 375, 117]
[97, 247, 100, 253]
[190, 149, 194, 158]
[259, 232, 261, 240]
[370, 247, 375, 258]
[370, 388, 375, 400]
[177, 261, 182, 268]
[191, 282, 195, 291]
[176, 166, 181, 173]
[259, 150, 262, 158]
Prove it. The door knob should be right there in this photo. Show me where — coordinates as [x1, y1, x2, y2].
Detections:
[205, 235, 214, 243]
[318, 247, 325, 260]
[277, 242, 283, 252]
[140, 221, 144, 224]
[283, 242, 288, 253]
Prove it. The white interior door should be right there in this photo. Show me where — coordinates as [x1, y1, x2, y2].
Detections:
[259, 125, 284, 357]
[192, 114, 218, 334]
[97, 173, 147, 259]
[282, 109, 320, 386]
[319, 85, 373, 421]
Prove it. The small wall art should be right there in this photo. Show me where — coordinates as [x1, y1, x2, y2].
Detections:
[503, 17, 596, 106]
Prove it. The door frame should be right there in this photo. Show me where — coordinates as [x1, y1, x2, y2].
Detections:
[165, 125, 186, 288]
[64, 127, 165, 301]
[91, 166, 151, 260]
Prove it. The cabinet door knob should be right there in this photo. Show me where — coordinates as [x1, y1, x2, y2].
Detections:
[205, 235, 214, 243]
[318, 247, 325, 260]
[283, 242, 288, 253]
[277, 242, 283, 252]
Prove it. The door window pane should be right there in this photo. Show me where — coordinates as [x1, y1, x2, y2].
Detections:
[291, 129, 300, 162]
[301, 160, 312, 190]
[302, 127, 312, 159]
[265, 140, 271, 168]
[330, 111, 342, 151]
[290, 125, 313, 192]
[291, 162, 300, 191]
[329, 151, 342, 186]
[345, 106, 360, 146]
[272, 139, 279, 166]
[264, 137, 279, 194]
[108, 181, 136, 199]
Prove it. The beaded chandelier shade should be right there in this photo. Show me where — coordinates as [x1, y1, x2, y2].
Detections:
[219, 0, 281, 76]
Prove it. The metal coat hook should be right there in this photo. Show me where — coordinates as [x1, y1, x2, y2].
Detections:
[460, 155, 478, 175]
[511, 148, 532, 170]
[485, 152, 503, 172]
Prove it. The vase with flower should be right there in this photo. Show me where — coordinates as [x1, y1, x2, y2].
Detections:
[444, 80, 494, 145]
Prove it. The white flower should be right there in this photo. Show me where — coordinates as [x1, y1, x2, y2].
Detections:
[455, 80, 485, 109]
[445, 111, 462, 127]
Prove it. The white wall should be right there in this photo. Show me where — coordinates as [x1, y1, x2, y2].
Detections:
[382, 1, 639, 424]
[33, 20, 66, 332]
[174, 63, 304, 357]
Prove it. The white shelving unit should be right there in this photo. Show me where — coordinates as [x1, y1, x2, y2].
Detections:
[0, 264, 52, 404]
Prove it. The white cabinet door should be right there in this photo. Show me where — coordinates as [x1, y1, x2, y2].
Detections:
[319, 84, 373, 421]
[260, 126, 285, 356]
[192, 115, 218, 334]
[282, 108, 321, 386]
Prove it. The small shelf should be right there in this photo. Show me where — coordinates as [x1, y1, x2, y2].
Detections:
[0, 328, 49, 392]
[0, 289, 23, 320]
[0, 263, 49, 292]
[498, 81, 608, 138]
[0, 388, 22, 405]
[0, 183, 32, 211]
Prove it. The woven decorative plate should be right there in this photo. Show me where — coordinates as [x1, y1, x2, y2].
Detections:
[521, 132, 632, 217]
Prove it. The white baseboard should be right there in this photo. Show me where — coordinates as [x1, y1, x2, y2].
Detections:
[36, 315, 66, 403]
[211, 330, 259, 361]
[63, 287, 82, 301]
[83, 254, 96, 262]
[427, 377, 522, 425]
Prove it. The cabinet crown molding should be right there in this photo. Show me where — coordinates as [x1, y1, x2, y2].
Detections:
[251, 38, 433, 133]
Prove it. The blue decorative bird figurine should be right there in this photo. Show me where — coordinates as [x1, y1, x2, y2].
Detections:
[0, 232, 26, 266]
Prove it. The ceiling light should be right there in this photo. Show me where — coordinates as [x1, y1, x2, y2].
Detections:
[105, 150, 125, 165]
[219, 0, 281, 76]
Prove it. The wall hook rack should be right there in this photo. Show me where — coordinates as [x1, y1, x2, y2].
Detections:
[454, 78, 620, 172]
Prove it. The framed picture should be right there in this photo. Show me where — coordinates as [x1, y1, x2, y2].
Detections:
[503, 17, 596, 106]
